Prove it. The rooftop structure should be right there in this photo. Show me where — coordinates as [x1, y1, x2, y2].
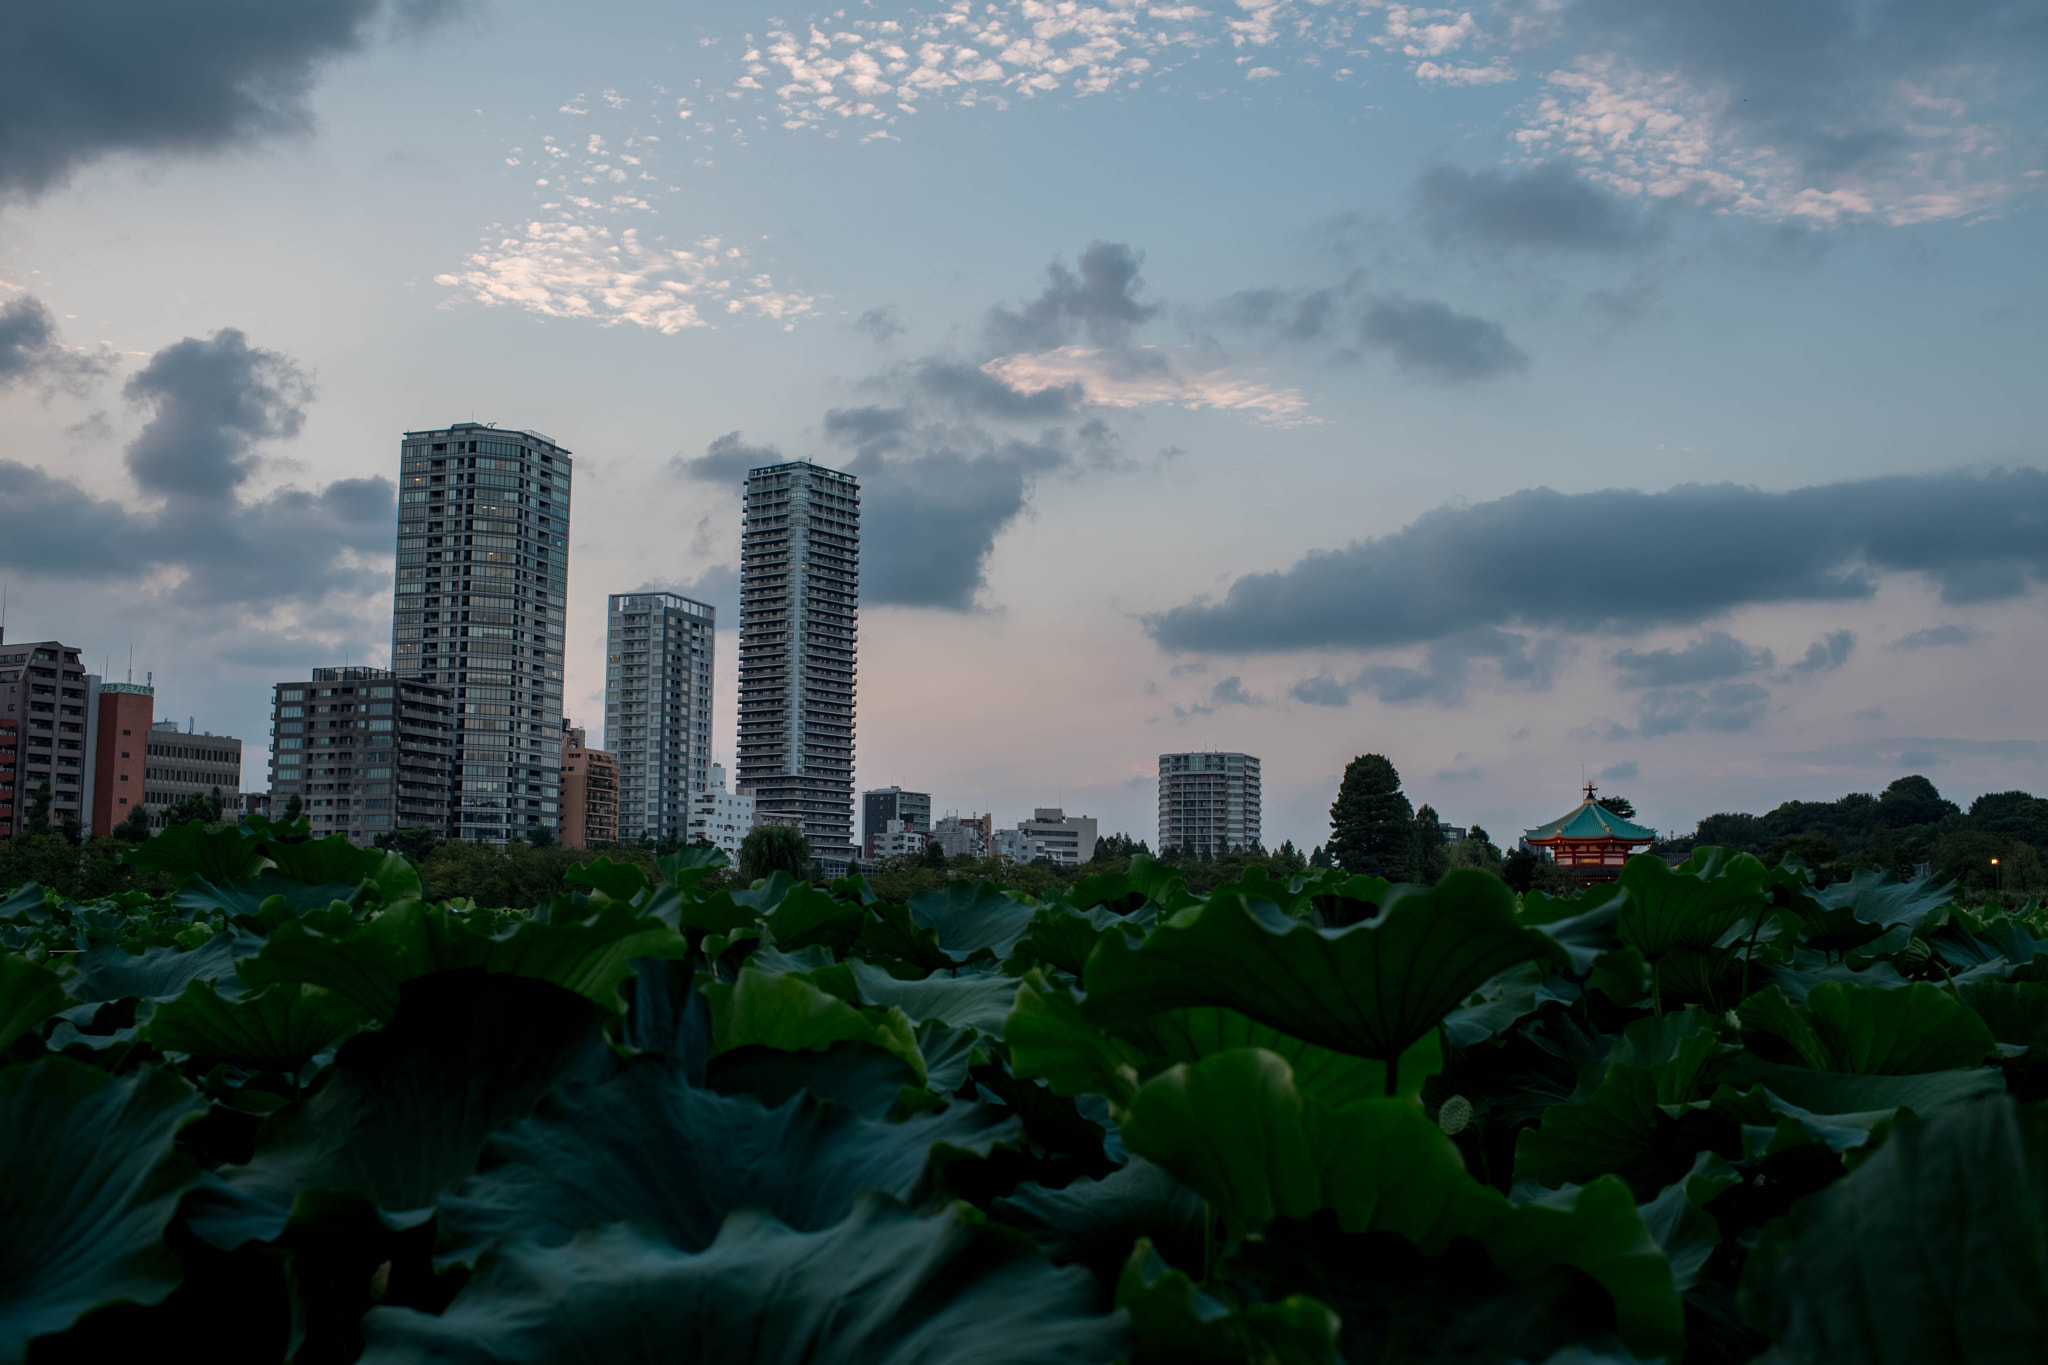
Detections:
[1522, 782, 1657, 880]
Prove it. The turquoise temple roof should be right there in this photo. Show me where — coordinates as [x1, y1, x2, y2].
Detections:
[1524, 787, 1657, 844]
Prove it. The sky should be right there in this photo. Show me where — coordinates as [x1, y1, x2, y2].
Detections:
[1, 0, 2045, 852]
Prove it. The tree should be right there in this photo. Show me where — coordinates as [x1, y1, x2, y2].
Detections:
[23, 780, 52, 837]
[1596, 794, 1636, 819]
[1765, 833, 1839, 869]
[1447, 824, 1503, 875]
[375, 827, 442, 862]
[1094, 832, 1149, 862]
[920, 837, 949, 869]
[1309, 844, 1333, 868]
[111, 804, 152, 843]
[1877, 775, 1957, 830]
[739, 824, 812, 883]
[1412, 803, 1450, 885]
[1327, 754, 1416, 880]
[163, 786, 226, 828]
[282, 792, 304, 822]
[526, 822, 557, 848]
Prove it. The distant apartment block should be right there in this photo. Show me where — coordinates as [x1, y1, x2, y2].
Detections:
[688, 763, 756, 864]
[737, 460, 860, 857]
[1158, 752, 1263, 857]
[605, 592, 715, 843]
[559, 723, 619, 849]
[870, 820, 930, 859]
[389, 423, 571, 842]
[269, 667, 454, 846]
[862, 787, 931, 857]
[994, 808, 1099, 867]
[0, 638, 88, 835]
[929, 813, 992, 860]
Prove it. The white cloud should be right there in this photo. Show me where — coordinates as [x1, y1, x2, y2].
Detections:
[981, 346, 1316, 426]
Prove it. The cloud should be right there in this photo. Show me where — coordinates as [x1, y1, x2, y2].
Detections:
[1289, 675, 1352, 707]
[1360, 297, 1529, 383]
[1784, 737, 2048, 772]
[672, 430, 783, 483]
[1611, 631, 1772, 688]
[855, 307, 905, 344]
[0, 0, 457, 200]
[1149, 469, 2048, 653]
[0, 293, 115, 394]
[1416, 161, 1666, 252]
[1632, 681, 1770, 737]
[1285, 629, 1563, 708]
[981, 347, 1315, 427]
[1887, 624, 1986, 651]
[1435, 765, 1485, 781]
[1599, 760, 1639, 781]
[1785, 629, 1856, 677]
[1209, 676, 1259, 707]
[985, 242, 1158, 353]
[122, 329, 312, 499]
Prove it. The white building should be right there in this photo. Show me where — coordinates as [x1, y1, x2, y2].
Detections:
[929, 814, 989, 860]
[994, 808, 1098, 867]
[870, 818, 929, 859]
[687, 763, 755, 863]
[606, 592, 715, 843]
[1158, 752, 1262, 857]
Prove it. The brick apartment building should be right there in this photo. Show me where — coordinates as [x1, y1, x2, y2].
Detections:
[559, 722, 619, 849]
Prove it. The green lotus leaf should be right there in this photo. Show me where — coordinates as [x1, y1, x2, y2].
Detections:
[262, 836, 420, 905]
[1636, 1151, 1737, 1293]
[0, 1059, 207, 1361]
[703, 963, 926, 1084]
[120, 821, 271, 884]
[994, 1159, 1206, 1291]
[1616, 849, 1766, 967]
[1811, 868, 1957, 935]
[141, 978, 372, 1074]
[621, 956, 711, 1071]
[1520, 885, 1629, 974]
[360, 1198, 1126, 1365]
[1083, 870, 1556, 1067]
[1719, 1064, 2002, 1118]
[1006, 972, 1146, 1105]
[0, 884, 46, 922]
[1443, 961, 1547, 1048]
[561, 857, 650, 904]
[483, 900, 688, 1012]
[187, 970, 611, 1249]
[175, 872, 364, 925]
[759, 883, 867, 952]
[1959, 979, 2048, 1050]
[441, 1053, 1018, 1259]
[70, 930, 252, 1003]
[847, 960, 1023, 1037]
[1116, 1005, 1441, 1107]
[911, 881, 1040, 962]
[1116, 1238, 1339, 1365]
[1806, 981, 1996, 1074]
[1119, 1050, 1681, 1360]
[1013, 904, 1135, 978]
[0, 954, 69, 1053]
[1741, 1096, 2048, 1363]
[707, 1041, 923, 1118]
[1736, 984, 1833, 1069]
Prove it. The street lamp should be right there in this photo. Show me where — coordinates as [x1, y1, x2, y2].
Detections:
[1991, 857, 2001, 896]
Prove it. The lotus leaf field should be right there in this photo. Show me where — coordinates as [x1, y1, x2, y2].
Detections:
[2, 815, 2045, 1363]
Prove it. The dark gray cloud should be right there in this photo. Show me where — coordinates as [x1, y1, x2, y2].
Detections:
[0, 326, 388, 617]
[1360, 297, 1528, 383]
[0, 293, 114, 393]
[1633, 682, 1770, 737]
[911, 361, 1079, 419]
[0, 0, 458, 200]
[1150, 469, 2048, 653]
[670, 430, 783, 483]
[1612, 631, 1772, 688]
[1285, 629, 1562, 708]
[1416, 161, 1667, 253]
[1785, 629, 1856, 677]
[854, 307, 905, 344]
[1212, 284, 1349, 342]
[1289, 675, 1351, 706]
[123, 329, 311, 498]
[1209, 676, 1258, 706]
[1563, 0, 2047, 183]
[985, 241, 1158, 353]
[1784, 736, 2047, 770]
[1599, 760, 1639, 781]
[1887, 623, 1985, 651]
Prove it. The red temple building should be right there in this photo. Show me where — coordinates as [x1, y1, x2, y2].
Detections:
[1523, 782, 1657, 880]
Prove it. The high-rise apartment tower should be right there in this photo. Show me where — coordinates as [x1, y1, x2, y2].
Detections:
[736, 460, 859, 856]
[389, 423, 571, 841]
[604, 592, 714, 843]
[1158, 752, 1263, 857]
[268, 667, 454, 845]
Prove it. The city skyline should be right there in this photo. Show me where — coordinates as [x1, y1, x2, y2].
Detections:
[0, 1, 2043, 853]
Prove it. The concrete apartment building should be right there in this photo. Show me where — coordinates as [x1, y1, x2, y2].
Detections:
[862, 786, 931, 857]
[605, 592, 715, 843]
[86, 679, 153, 834]
[929, 813, 992, 860]
[389, 423, 572, 842]
[688, 763, 756, 864]
[0, 639, 89, 836]
[1158, 751, 1263, 857]
[559, 723, 619, 849]
[736, 460, 860, 859]
[142, 720, 243, 831]
[269, 667, 455, 845]
[994, 809, 1099, 867]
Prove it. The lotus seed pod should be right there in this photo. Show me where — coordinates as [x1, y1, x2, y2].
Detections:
[1438, 1094, 1473, 1135]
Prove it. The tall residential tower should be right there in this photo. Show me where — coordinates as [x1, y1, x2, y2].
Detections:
[1158, 752, 1263, 857]
[604, 591, 715, 843]
[736, 460, 859, 857]
[389, 423, 572, 841]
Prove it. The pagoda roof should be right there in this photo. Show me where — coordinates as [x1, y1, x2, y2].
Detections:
[1524, 789, 1657, 845]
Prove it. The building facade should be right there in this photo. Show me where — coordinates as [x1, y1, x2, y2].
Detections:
[688, 763, 756, 864]
[143, 721, 244, 829]
[862, 787, 931, 857]
[0, 639, 88, 835]
[929, 813, 992, 860]
[389, 423, 571, 842]
[559, 723, 619, 849]
[1158, 752, 1263, 857]
[736, 460, 859, 857]
[269, 667, 455, 845]
[605, 592, 714, 843]
[86, 680, 153, 834]
[994, 808, 1099, 867]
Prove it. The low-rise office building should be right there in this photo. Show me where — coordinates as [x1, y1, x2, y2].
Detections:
[994, 808, 1099, 867]
[862, 786, 931, 857]
[142, 720, 244, 830]
[269, 667, 455, 845]
[689, 764, 757, 863]
[929, 813, 991, 860]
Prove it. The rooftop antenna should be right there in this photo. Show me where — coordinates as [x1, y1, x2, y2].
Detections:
[128, 646, 134, 683]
